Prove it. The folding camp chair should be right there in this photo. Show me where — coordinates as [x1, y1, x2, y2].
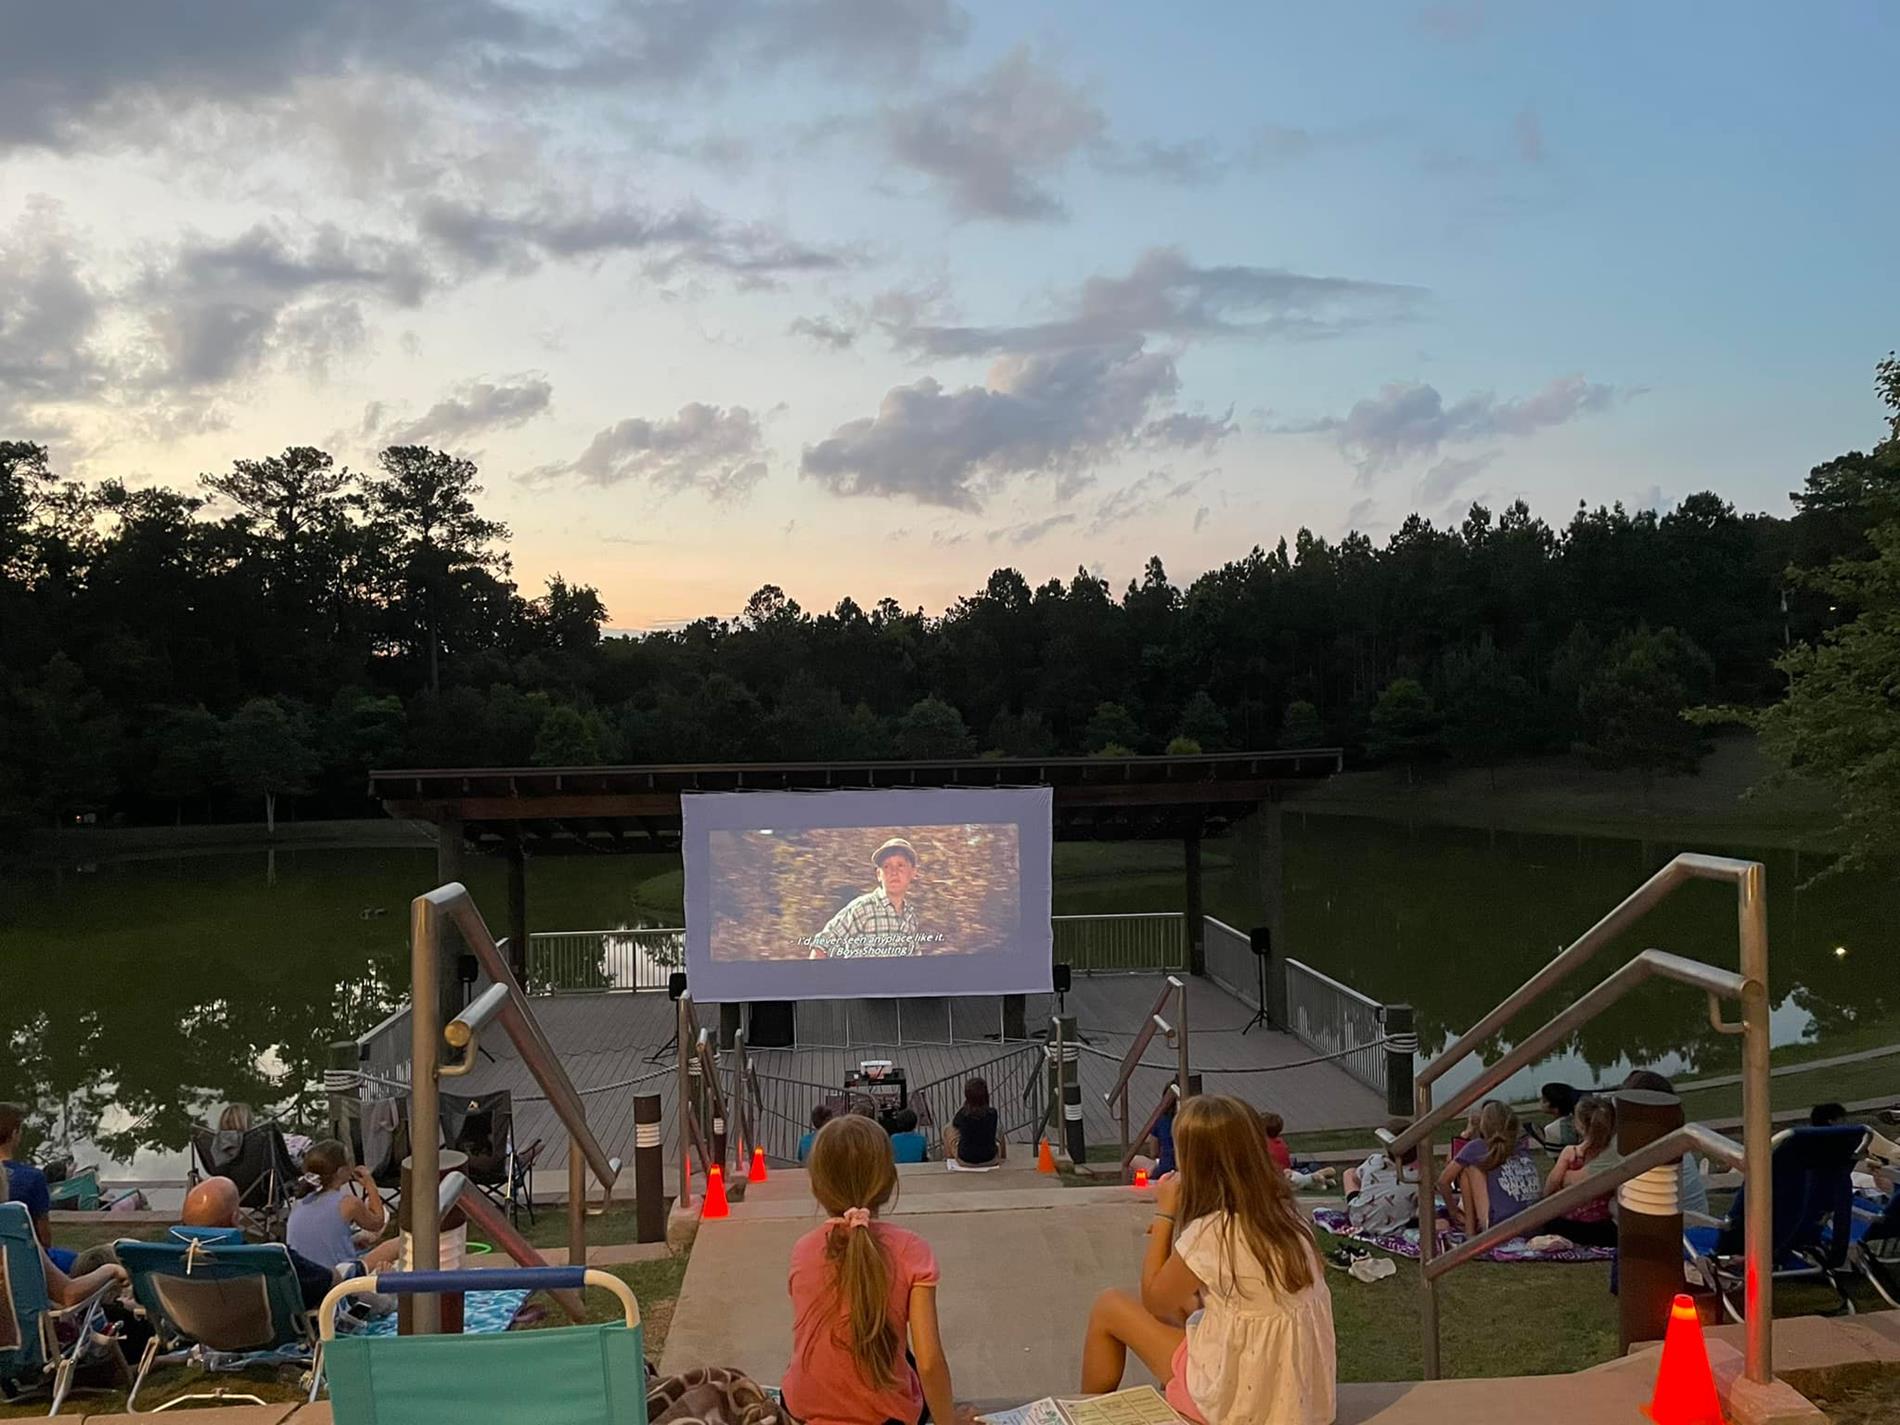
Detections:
[189, 1122, 303, 1240]
[440, 1090, 536, 1226]
[1684, 1123, 1866, 1320]
[1848, 1189, 1900, 1307]
[318, 1266, 646, 1424]
[116, 1233, 320, 1411]
[0, 1201, 125, 1415]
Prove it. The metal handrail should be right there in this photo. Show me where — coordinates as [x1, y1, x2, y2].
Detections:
[1385, 853, 1770, 1386]
[407, 883, 624, 1334]
[1105, 975, 1190, 1173]
[1426, 1124, 1744, 1278]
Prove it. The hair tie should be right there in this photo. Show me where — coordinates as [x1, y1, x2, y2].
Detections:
[829, 1207, 872, 1231]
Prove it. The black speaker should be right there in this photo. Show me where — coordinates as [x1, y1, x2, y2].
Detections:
[1249, 926, 1271, 956]
[667, 971, 689, 1001]
[749, 1000, 795, 1048]
[456, 953, 479, 984]
[1053, 963, 1072, 995]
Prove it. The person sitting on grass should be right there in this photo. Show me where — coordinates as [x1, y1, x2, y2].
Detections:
[1533, 1083, 1583, 1148]
[887, 1109, 928, 1164]
[782, 1114, 974, 1425]
[1261, 1109, 1293, 1171]
[1342, 1118, 1421, 1234]
[1447, 1101, 1542, 1236]
[1543, 1095, 1618, 1247]
[1081, 1095, 1336, 1425]
[287, 1140, 401, 1276]
[944, 1078, 1003, 1167]
[798, 1105, 834, 1164]
[1810, 1102, 1848, 1127]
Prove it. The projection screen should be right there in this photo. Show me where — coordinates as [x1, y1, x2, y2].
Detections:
[681, 786, 1054, 1002]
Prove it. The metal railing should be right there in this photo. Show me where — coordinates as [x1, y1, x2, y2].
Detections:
[1383, 854, 1771, 1386]
[1104, 976, 1191, 1175]
[1055, 913, 1188, 973]
[408, 883, 624, 1333]
[527, 928, 683, 993]
[1285, 959, 1387, 1097]
[1202, 916, 1257, 1007]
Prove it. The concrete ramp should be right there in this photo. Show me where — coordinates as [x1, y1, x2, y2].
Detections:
[662, 1161, 1163, 1401]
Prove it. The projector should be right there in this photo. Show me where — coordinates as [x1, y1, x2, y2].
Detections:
[858, 1060, 894, 1079]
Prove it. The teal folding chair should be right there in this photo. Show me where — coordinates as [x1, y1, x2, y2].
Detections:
[0, 1201, 123, 1415]
[319, 1266, 646, 1425]
[115, 1234, 318, 1411]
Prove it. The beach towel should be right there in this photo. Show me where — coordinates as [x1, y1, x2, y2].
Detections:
[355, 1289, 530, 1337]
[1312, 1207, 1615, 1264]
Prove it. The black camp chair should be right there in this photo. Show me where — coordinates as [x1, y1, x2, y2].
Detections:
[440, 1090, 535, 1226]
[187, 1122, 302, 1241]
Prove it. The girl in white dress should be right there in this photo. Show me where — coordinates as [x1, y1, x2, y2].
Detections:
[1080, 1094, 1336, 1425]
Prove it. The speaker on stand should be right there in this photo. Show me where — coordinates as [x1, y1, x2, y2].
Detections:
[1241, 926, 1271, 1035]
[1053, 962, 1072, 1017]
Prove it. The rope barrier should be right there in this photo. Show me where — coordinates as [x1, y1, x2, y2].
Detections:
[1074, 1037, 1393, 1075]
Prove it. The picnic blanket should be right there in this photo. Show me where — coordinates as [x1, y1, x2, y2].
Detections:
[356, 1288, 530, 1337]
[1312, 1208, 1615, 1264]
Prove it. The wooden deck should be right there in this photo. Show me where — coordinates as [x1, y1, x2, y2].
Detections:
[452, 974, 1388, 1190]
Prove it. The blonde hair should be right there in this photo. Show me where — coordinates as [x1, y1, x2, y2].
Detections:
[1174, 1095, 1317, 1296]
[806, 1114, 902, 1390]
[1473, 1101, 1522, 1173]
[218, 1103, 254, 1133]
[1573, 1096, 1615, 1160]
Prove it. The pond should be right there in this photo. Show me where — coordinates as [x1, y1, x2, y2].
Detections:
[2, 813, 1891, 1173]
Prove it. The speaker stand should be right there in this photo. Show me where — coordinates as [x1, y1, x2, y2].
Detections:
[1240, 953, 1270, 1036]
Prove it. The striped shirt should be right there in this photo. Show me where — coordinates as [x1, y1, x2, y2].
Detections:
[810, 888, 919, 958]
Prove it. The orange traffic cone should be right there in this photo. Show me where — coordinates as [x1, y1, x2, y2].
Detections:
[749, 1145, 769, 1183]
[1133, 1168, 1149, 1188]
[1037, 1138, 1056, 1174]
[703, 1164, 730, 1219]
[1645, 1295, 1724, 1425]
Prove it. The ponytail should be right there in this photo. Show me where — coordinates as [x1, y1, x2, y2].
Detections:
[1475, 1101, 1521, 1174]
[1573, 1095, 1615, 1161]
[807, 1114, 903, 1391]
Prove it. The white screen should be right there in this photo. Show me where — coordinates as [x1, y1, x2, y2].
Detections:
[681, 786, 1054, 1002]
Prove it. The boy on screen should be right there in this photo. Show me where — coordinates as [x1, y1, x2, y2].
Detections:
[809, 838, 922, 958]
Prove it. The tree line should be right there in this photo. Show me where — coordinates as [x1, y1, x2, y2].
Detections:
[2, 357, 1895, 857]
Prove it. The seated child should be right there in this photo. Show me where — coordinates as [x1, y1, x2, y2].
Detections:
[887, 1109, 928, 1164]
[1543, 1095, 1617, 1247]
[1080, 1095, 1335, 1425]
[782, 1115, 973, 1425]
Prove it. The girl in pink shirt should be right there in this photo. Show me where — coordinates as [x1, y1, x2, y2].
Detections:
[783, 1115, 973, 1425]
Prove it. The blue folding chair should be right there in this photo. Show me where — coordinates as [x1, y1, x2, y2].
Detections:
[116, 1234, 319, 1411]
[318, 1266, 646, 1425]
[1684, 1124, 1866, 1319]
[0, 1201, 123, 1415]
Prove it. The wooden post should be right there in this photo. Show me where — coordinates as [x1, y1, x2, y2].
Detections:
[1183, 828, 1205, 976]
[507, 840, 529, 984]
[1615, 1088, 1686, 1351]
[1382, 1004, 1416, 1118]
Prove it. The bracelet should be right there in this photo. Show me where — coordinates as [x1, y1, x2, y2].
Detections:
[1152, 1212, 1175, 1223]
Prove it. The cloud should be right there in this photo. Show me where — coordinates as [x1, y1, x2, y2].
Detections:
[138, 221, 433, 386]
[1087, 467, 1211, 534]
[0, 203, 106, 422]
[1514, 105, 1544, 163]
[1419, 451, 1497, 504]
[1417, 2, 1487, 40]
[534, 403, 768, 501]
[1139, 410, 1235, 450]
[377, 375, 553, 446]
[882, 247, 1423, 357]
[1291, 374, 1622, 479]
[1192, 505, 1211, 532]
[416, 193, 845, 285]
[1, 0, 969, 154]
[801, 339, 1201, 510]
[1099, 121, 1386, 186]
[988, 512, 1077, 545]
[881, 48, 1105, 220]
[789, 315, 858, 350]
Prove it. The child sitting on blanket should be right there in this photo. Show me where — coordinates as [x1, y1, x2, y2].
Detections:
[1542, 1095, 1618, 1247]
[1260, 1110, 1336, 1190]
[782, 1114, 975, 1425]
[1446, 1102, 1542, 1235]
[1081, 1095, 1336, 1425]
[1343, 1119, 1420, 1234]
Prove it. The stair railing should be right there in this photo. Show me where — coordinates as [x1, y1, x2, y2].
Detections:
[1105, 975, 1191, 1173]
[410, 882, 624, 1334]
[1381, 854, 1770, 1385]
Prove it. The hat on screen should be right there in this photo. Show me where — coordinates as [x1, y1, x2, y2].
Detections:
[872, 838, 918, 867]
